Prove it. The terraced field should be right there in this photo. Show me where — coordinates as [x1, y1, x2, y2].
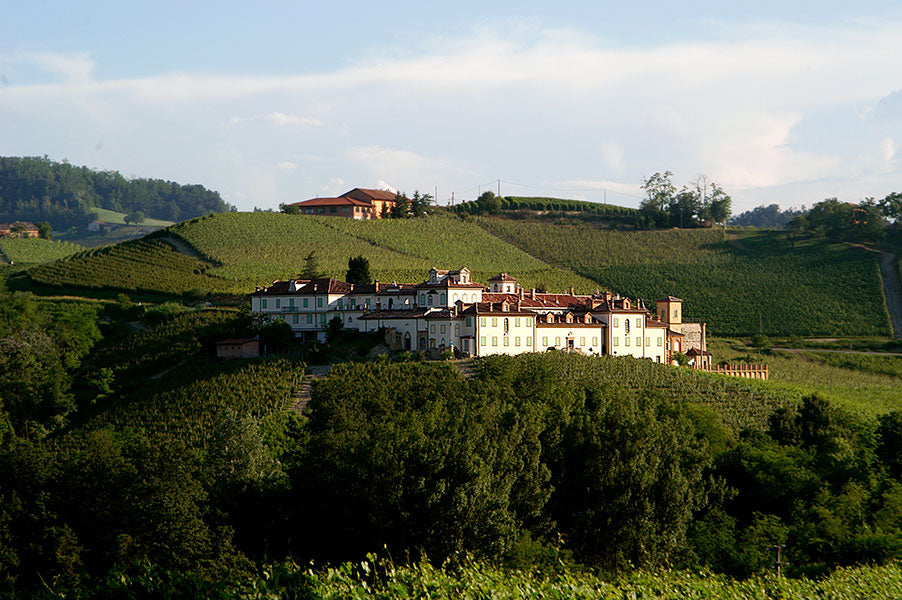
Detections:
[170, 212, 597, 292]
[479, 219, 891, 337]
[0, 237, 83, 264]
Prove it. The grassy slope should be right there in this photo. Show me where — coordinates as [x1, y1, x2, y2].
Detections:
[170, 212, 598, 292]
[478, 219, 890, 337]
[708, 339, 902, 416]
[90, 206, 174, 227]
[0, 238, 83, 264]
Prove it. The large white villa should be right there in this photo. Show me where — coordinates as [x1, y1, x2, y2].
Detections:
[250, 267, 708, 363]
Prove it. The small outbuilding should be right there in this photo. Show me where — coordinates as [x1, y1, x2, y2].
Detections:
[215, 338, 260, 359]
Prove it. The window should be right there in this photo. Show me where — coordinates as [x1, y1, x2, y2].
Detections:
[526, 336, 532, 346]
[527, 318, 532, 327]
[492, 336, 498, 346]
[515, 317, 521, 327]
[338, 299, 343, 308]
[592, 336, 598, 346]
[646, 337, 650, 346]
[614, 337, 619, 346]
[317, 298, 323, 307]
[504, 318, 509, 333]
[365, 298, 371, 307]
[636, 318, 642, 328]
[480, 317, 486, 326]
[262, 299, 268, 308]
[674, 308, 679, 318]
[431, 324, 436, 333]
[555, 336, 561, 346]
[420, 294, 426, 305]
[580, 336, 585, 346]
[290, 298, 295, 308]
[492, 317, 497, 327]
[320, 314, 326, 323]
[503, 337, 509, 346]
[636, 337, 641, 346]
[276, 299, 281, 308]
[466, 317, 472, 327]
[293, 315, 298, 324]
[480, 336, 486, 346]
[515, 336, 521, 346]
[306, 314, 313, 324]
[440, 324, 446, 334]
[625, 319, 630, 334]
[613, 318, 618, 327]
[542, 336, 548, 346]
[303, 298, 309, 308]
[657, 337, 663, 346]
[625, 337, 630, 346]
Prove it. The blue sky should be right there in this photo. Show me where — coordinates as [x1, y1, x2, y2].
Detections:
[2, 2, 902, 213]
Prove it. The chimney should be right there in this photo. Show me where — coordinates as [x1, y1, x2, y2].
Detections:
[569, 286, 575, 295]
[519, 287, 524, 299]
[531, 288, 536, 299]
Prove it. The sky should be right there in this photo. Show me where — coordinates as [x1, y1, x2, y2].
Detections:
[2, 1, 902, 213]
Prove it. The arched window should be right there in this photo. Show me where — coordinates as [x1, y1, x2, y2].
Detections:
[420, 294, 426, 305]
[625, 319, 630, 334]
[455, 324, 461, 336]
[404, 332, 411, 350]
[440, 293, 446, 304]
[428, 295, 433, 306]
[504, 318, 510, 334]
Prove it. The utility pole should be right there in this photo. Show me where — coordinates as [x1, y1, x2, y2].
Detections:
[604, 189, 607, 205]
[497, 179, 501, 198]
[773, 544, 786, 576]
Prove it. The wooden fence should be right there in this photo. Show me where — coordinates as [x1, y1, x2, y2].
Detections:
[707, 363, 769, 380]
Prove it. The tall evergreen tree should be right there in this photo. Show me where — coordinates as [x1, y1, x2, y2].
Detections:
[345, 256, 372, 285]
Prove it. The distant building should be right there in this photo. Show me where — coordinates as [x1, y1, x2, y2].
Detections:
[250, 267, 708, 364]
[285, 188, 405, 219]
[215, 338, 260, 359]
[0, 221, 39, 238]
[87, 220, 116, 232]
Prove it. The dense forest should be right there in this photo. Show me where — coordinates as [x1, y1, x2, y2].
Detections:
[0, 156, 233, 230]
[730, 204, 807, 228]
[1, 288, 901, 596]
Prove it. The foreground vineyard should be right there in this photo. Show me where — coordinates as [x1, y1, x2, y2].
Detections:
[479, 218, 891, 337]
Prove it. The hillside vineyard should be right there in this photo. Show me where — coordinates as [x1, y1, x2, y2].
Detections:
[251, 267, 707, 363]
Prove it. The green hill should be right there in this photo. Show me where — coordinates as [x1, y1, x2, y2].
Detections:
[89, 206, 175, 227]
[0, 237, 83, 264]
[14, 212, 896, 337]
[479, 218, 891, 337]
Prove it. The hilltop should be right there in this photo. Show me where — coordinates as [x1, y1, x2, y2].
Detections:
[8, 210, 895, 337]
[0, 156, 233, 233]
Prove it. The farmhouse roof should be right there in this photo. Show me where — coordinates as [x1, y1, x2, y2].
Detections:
[287, 196, 371, 208]
[657, 296, 682, 302]
[341, 188, 399, 202]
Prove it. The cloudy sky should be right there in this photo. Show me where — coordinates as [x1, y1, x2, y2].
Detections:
[2, 1, 902, 213]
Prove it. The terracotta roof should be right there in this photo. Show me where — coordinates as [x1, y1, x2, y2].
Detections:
[288, 197, 371, 208]
[488, 273, 518, 281]
[359, 309, 431, 320]
[645, 319, 669, 328]
[252, 277, 352, 295]
[341, 188, 400, 202]
[686, 347, 712, 356]
[657, 296, 682, 302]
[415, 281, 485, 289]
[353, 282, 417, 294]
[215, 338, 258, 345]
[481, 293, 544, 307]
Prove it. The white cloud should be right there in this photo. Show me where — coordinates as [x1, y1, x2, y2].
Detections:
[3, 19, 902, 210]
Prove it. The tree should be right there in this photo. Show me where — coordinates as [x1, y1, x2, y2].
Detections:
[299, 251, 324, 279]
[476, 191, 502, 215]
[709, 184, 732, 225]
[36, 221, 52, 240]
[124, 211, 145, 225]
[345, 256, 372, 285]
[639, 172, 675, 228]
[390, 192, 408, 219]
[409, 191, 434, 217]
[279, 203, 301, 214]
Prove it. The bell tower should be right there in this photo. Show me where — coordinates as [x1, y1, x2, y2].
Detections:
[656, 296, 682, 334]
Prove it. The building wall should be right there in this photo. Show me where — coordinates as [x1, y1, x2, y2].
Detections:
[536, 324, 604, 354]
[475, 313, 535, 356]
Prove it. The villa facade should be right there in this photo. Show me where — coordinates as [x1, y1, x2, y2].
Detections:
[250, 267, 706, 364]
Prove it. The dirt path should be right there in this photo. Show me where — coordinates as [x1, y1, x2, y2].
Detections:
[290, 365, 332, 414]
[158, 233, 219, 265]
[880, 252, 902, 339]
[726, 232, 747, 251]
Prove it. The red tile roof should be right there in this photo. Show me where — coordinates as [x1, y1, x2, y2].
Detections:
[341, 188, 399, 202]
[287, 197, 371, 208]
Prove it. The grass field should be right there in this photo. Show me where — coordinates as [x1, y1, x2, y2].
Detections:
[708, 339, 902, 417]
[0, 237, 83, 264]
[478, 219, 891, 337]
[90, 206, 174, 227]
